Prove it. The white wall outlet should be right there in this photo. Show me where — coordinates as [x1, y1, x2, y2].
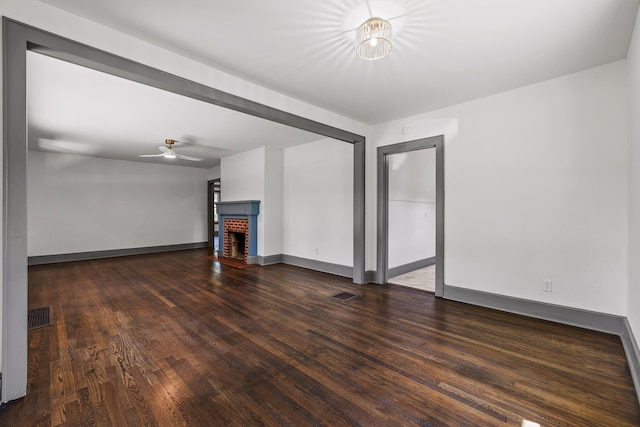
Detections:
[542, 279, 552, 292]
[314, 248, 319, 255]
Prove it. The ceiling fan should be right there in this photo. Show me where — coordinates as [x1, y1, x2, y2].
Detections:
[139, 139, 203, 161]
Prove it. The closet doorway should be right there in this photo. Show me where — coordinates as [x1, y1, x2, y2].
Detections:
[376, 135, 444, 296]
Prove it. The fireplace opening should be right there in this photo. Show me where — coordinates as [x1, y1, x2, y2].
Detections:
[229, 232, 246, 260]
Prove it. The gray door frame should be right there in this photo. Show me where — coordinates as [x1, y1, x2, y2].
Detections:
[376, 135, 445, 296]
[1, 17, 366, 403]
[207, 179, 221, 249]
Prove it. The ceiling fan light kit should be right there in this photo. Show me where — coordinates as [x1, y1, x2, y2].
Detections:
[138, 138, 203, 162]
[356, 17, 392, 60]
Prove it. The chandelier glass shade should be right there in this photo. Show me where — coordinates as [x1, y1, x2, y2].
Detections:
[355, 17, 392, 60]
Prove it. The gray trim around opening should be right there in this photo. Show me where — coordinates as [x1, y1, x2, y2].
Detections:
[2, 17, 29, 404]
[2, 17, 366, 403]
[388, 257, 436, 279]
[27, 242, 209, 266]
[207, 179, 219, 249]
[376, 136, 445, 297]
[352, 140, 366, 284]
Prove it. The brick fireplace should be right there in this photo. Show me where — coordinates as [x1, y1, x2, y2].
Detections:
[223, 219, 249, 261]
[215, 200, 260, 264]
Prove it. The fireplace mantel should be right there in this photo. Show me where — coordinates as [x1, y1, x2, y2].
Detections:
[216, 200, 260, 263]
[216, 200, 260, 217]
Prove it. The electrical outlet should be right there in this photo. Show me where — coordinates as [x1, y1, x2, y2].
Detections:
[314, 248, 319, 255]
[542, 279, 552, 292]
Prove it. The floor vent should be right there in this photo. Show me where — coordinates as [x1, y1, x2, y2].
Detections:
[332, 292, 357, 301]
[28, 306, 52, 329]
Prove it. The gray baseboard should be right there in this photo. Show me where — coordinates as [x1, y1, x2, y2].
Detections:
[28, 242, 210, 266]
[258, 254, 284, 265]
[443, 285, 625, 335]
[443, 285, 640, 403]
[246, 256, 259, 265]
[388, 257, 435, 278]
[280, 254, 353, 278]
[365, 270, 377, 283]
[257, 253, 352, 277]
[622, 319, 640, 405]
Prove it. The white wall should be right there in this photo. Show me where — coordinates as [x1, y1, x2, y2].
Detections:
[627, 8, 640, 356]
[220, 147, 285, 258]
[373, 60, 629, 315]
[221, 140, 353, 264]
[388, 149, 436, 268]
[283, 139, 353, 266]
[27, 151, 208, 256]
[264, 148, 284, 256]
[388, 201, 435, 268]
[221, 147, 266, 254]
[388, 150, 437, 202]
[207, 166, 221, 181]
[221, 148, 265, 202]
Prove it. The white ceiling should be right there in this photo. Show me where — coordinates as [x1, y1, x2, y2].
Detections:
[27, 52, 323, 168]
[38, 0, 640, 124]
[28, 0, 639, 168]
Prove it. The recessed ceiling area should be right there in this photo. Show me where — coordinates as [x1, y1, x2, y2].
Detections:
[38, 0, 640, 123]
[27, 51, 325, 168]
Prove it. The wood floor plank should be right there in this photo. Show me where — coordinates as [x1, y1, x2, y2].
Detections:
[0, 248, 638, 426]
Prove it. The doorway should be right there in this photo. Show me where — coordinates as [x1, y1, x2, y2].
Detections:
[386, 148, 436, 292]
[207, 179, 221, 253]
[376, 135, 444, 296]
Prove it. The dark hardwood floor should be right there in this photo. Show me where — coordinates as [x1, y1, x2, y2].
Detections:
[1, 248, 638, 426]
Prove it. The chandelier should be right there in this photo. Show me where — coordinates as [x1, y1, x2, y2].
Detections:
[355, 17, 392, 60]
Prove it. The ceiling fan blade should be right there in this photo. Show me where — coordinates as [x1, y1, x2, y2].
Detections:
[139, 153, 165, 157]
[174, 140, 228, 152]
[159, 146, 171, 154]
[175, 154, 203, 161]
